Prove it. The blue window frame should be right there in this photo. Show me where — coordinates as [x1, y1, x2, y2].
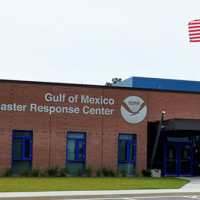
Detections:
[118, 134, 136, 175]
[67, 132, 86, 174]
[12, 130, 33, 173]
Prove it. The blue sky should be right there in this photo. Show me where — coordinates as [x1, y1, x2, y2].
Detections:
[0, 0, 200, 85]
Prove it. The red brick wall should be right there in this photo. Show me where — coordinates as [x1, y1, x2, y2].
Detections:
[147, 91, 200, 121]
[1, 81, 200, 173]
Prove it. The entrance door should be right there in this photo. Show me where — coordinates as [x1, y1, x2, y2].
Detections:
[180, 144, 191, 175]
[164, 143, 192, 176]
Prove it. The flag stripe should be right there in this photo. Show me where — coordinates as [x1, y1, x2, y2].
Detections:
[188, 25, 200, 29]
[189, 22, 200, 25]
[189, 19, 200, 23]
[190, 40, 200, 42]
[189, 29, 200, 32]
[188, 19, 200, 42]
[190, 36, 200, 39]
[189, 32, 200, 36]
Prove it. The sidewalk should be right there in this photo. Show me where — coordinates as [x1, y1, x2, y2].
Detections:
[0, 177, 199, 199]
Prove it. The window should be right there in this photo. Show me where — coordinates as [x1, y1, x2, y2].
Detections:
[67, 132, 86, 174]
[118, 134, 136, 175]
[12, 130, 33, 173]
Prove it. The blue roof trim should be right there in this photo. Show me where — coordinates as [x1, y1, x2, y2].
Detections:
[114, 77, 200, 92]
[114, 77, 132, 87]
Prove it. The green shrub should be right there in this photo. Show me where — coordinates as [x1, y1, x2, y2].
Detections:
[30, 168, 40, 177]
[76, 169, 84, 177]
[85, 166, 93, 177]
[120, 169, 127, 177]
[40, 170, 46, 177]
[95, 169, 101, 177]
[133, 170, 140, 177]
[132, 167, 140, 177]
[108, 169, 116, 177]
[101, 167, 109, 177]
[45, 166, 59, 177]
[19, 167, 31, 177]
[142, 169, 151, 177]
[2, 168, 13, 177]
[60, 167, 68, 177]
[101, 167, 116, 177]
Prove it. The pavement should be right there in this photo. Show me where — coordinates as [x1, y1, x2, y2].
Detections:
[0, 177, 200, 199]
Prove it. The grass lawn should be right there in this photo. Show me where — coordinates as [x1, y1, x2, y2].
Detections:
[0, 177, 189, 192]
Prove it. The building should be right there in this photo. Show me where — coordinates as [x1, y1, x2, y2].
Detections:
[0, 77, 200, 176]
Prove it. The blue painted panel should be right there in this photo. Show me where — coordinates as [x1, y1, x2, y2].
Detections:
[114, 77, 132, 87]
[115, 76, 200, 93]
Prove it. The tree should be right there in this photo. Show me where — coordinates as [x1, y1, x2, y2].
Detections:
[105, 78, 122, 86]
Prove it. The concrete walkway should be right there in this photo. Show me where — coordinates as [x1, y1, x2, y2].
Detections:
[179, 177, 200, 190]
[0, 177, 199, 199]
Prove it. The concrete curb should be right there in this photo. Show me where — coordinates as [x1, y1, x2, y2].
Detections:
[0, 190, 200, 199]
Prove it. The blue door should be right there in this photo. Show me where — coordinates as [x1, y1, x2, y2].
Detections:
[164, 143, 192, 176]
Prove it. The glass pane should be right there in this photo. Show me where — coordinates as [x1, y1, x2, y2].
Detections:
[13, 138, 22, 159]
[13, 160, 31, 174]
[78, 141, 84, 159]
[193, 164, 200, 176]
[193, 143, 200, 162]
[166, 145, 176, 174]
[148, 133, 156, 141]
[147, 142, 164, 162]
[166, 137, 192, 142]
[25, 140, 30, 158]
[13, 131, 32, 137]
[119, 141, 127, 161]
[147, 142, 153, 162]
[119, 134, 135, 140]
[148, 132, 165, 141]
[68, 132, 85, 139]
[180, 145, 190, 174]
[67, 139, 76, 160]
[118, 162, 134, 175]
[194, 136, 200, 142]
[129, 142, 134, 160]
[155, 143, 164, 162]
[67, 162, 84, 174]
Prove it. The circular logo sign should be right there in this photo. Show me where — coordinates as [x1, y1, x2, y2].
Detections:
[121, 96, 147, 124]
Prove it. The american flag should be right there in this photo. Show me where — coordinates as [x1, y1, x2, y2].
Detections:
[188, 19, 200, 42]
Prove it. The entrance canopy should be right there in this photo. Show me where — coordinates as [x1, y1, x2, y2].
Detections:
[163, 119, 200, 132]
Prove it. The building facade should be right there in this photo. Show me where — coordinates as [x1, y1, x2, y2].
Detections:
[0, 77, 200, 176]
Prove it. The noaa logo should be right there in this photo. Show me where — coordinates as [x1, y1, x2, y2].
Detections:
[121, 96, 147, 124]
